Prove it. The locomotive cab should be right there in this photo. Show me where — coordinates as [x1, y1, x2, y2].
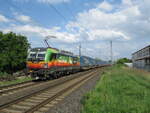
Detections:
[27, 47, 80, 80]
[28, 52, 45, 62]
[27, 47, 59, 80]
[27, 49, 46, 69]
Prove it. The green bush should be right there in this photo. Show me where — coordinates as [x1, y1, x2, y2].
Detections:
[0, 31, 30, 74]
[0, 72, 9, 77]
[116, 58, 132, 65]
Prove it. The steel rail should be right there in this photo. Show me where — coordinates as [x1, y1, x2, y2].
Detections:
[0, 81, 36, 95]
[0, 80, 32, 90]
[25, 70, 99, 113]
[0, 69, 97, 111]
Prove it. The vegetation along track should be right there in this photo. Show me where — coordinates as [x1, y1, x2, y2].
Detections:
[0, 68, 101, 113]
[0, 81, 37, 96]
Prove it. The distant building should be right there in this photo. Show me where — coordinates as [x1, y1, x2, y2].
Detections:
[132, 45, 150, 71]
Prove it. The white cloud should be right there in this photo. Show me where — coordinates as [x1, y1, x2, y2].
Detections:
[0, 14, 9, 22]
[15, 14, 32, 23]
[122, 0, 133, 6]
[88, 29, 130, 41]
[98, 1, 113, 11]
[65, 0, 150, 59]
[66, 0, 148, 42]
[1, 24, 78, 43]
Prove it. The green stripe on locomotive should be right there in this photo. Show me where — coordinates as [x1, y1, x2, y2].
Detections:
[45, 48, 58, 62]
[44, 48, 79, 64]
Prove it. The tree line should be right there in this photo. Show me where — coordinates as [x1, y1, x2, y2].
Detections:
[116, 58, 132, 65]
[0, 32, 30, 75]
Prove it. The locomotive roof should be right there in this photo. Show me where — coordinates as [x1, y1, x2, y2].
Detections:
[59, 50, 73, 56]
[30, 47, 47, 52]
[30, 47, 59, 52]
[57, 53, 78, 58]
[30, 47, 75, 57]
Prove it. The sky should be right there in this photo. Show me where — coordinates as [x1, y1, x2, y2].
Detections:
[0, 0, 150, 61]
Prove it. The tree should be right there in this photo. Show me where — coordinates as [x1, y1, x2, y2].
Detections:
[116, 58, 132, 65]
[0, 32, 30, 74]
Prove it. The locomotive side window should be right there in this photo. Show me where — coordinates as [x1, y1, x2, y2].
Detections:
[37, 53, 45, 61]
[30, 53, 36, 57]
[28, 53, 36, 61]
[50, 53, 57, 61]
[73, 57, 78, 64]
[37, 54, 45, 58]
[56, 54, 60, 60]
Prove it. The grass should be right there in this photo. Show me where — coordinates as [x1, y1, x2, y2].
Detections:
[0, 76, 32, 87]
[81, 65, 150, 113]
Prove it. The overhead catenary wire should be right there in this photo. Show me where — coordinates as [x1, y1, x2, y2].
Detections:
[62, 0, 74, 18]
[4, 0, 73, 49]
[6, 0, 68, 24]
[110, 40, 113, 64]
[47, 3, 68, 22]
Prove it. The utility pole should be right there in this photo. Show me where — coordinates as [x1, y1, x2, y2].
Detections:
[79, 43, 81, 69]
[99, 49, 101, 60]
[79, 43, 81, 59]
[110, 40, 113, 64]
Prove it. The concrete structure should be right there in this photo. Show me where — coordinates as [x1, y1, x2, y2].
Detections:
[132, 45, 150, 71]
[124, 63, 133, 68]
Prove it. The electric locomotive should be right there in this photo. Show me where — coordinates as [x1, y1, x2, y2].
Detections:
[27, 47, 80, 80]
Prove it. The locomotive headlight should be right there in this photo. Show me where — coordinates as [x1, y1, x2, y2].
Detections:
[44, 63, 48, 68]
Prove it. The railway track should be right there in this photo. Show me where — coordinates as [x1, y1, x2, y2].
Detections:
[0, 69, 100, 113]
[0, 81, 37, 96]
[0, 70, 93, 97]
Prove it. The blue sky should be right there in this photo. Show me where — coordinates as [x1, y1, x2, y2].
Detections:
[0, 0, 100, 27]
[0, 0, 150, 61]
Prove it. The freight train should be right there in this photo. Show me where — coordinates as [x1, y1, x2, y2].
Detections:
[27, 47, 108, 80]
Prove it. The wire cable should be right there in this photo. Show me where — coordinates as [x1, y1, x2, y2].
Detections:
[6, 0, 68, 24]
[62, 0, 74, 18]
[48, 3, 68, 22]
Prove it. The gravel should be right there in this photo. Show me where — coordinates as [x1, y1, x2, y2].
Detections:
[47, 71, 101, 113]
[0, 70, 95, 107]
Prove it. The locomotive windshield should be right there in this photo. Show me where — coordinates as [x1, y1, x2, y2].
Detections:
[28, 51, 45, 61]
